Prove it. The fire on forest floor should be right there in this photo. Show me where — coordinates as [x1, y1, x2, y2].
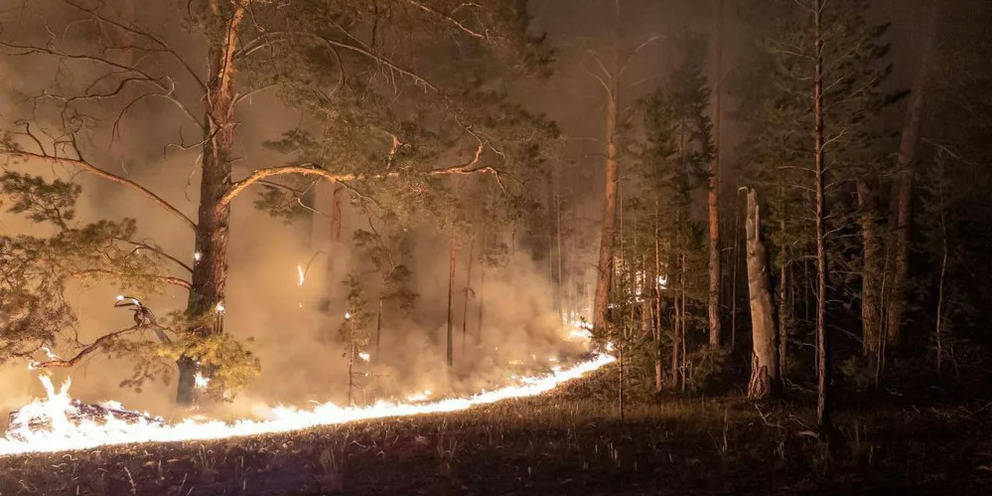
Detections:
[1, 365, 991, 496]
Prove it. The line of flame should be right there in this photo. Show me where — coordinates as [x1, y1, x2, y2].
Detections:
[0, 353, 614, 457]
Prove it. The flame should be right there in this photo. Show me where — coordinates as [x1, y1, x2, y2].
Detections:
[0, 352, 614, 457]
[297, 265, 305, 286]
[357, 352, 371, 361]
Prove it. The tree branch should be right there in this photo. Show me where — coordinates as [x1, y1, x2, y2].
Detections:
[221, 142, 503, 205]
[68, 269, 192, 290]
[29, 324, 168, 369]
[0, 150, 196, 231]
[398, 0, 487, 39]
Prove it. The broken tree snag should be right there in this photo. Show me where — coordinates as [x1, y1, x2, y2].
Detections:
[745, 189, 779, 399]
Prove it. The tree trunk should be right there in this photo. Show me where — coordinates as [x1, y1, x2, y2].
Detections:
[374, 290, 384, 357]
[731, 194, 740, 350]
[887, 14, 933, 347]
[477, 253, 485, 342]
[177, 0, 249, 405]
[777, 184, 789, 382]
[680, 252, 688, 392]
[707, 0, 724, 349]
[654, 203, 664, 393]
[461, 238, 474, 354]
[745, 190, 779, 399]
[593, 1, 621, 334]
[813, 0, 831, 434]
[857, 181, 883, 369]
[446, 236, 456, 367]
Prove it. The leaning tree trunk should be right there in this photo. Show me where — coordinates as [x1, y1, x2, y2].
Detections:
[745, 189, 779, 399]
[887, 20, 932, 347]
[177, 0, 249, 405]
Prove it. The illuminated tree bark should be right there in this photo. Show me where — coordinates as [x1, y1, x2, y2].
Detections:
[707, 0, 724, 348]
[593, 0, 621, 335]
[745, 189, 779, 399]
[177, 0, 251, 405]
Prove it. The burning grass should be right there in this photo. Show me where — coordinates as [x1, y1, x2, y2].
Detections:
[1, 366, 991, 495]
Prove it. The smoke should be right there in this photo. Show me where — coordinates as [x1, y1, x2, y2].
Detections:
[0, 3, 586, 427]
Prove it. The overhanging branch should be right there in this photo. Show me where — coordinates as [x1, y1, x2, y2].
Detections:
[29, 323, 169, 369]
[221, 142, 505, 205]
[0, 150, 196, 231]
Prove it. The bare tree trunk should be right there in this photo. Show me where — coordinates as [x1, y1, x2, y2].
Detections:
[887, 16, 933, 347]
[731, 193, 740, 351]
[177, 0, 250, 405]
[857, 181, 883, 369]
[746, 190, 779, 399]
[556, 172, 565, 324]
[777, 184, 789, 382]
[680, 252, 688, 392]
[813, 0, 831, 434]
[374, 289, 384, 357]
[707, 0, 724, 349]
[671, 295, 680, 389]
[347, 337, 355, 405]
[935, 156, 948, 376]
[593, 0, 621, 334]
[477, 253, 485, 342]
[654, 203, 664, 393]
[461, 238, 474, 354]
[446, 236, 456, 367]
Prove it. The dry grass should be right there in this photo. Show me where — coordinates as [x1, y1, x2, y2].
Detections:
[1, 367, 991, 495]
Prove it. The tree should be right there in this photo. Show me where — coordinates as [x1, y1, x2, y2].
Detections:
[633, 34, 713, 391]
[886, 2, 936, 347]
[745, 189, 779, 398]
[736, 0, 896, 429]
[589, 0, 662, 335]
[0, 0, 552, 404]
[707, 0, 725, 349]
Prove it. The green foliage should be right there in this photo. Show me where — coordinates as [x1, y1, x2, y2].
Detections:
[0, 172, 174, 366]
[735, 0, 898, 361]
[162, 331, 261, 401]
[337, 270, 374, 356]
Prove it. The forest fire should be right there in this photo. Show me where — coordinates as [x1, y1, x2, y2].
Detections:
[0, 352, 614, 457]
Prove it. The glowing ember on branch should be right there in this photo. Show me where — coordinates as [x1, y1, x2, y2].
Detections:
[0, 353, 614, 456]
[358, 352, 371, 361]
[215, 302, 225, 314]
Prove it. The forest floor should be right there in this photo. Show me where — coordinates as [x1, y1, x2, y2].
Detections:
[1, 365, 991, 496]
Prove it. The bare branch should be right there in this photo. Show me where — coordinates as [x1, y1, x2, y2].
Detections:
[29, 324, 169, 369]
[398, 0, 487, 39]
[117, 238, 193, 273]
[68, 269, 192, 290]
